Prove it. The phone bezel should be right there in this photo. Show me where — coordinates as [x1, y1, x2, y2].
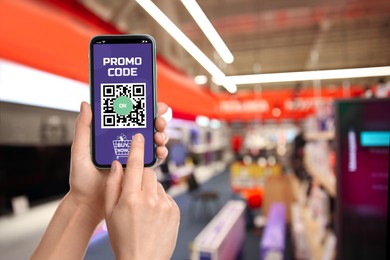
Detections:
[89, 34, 157, 169]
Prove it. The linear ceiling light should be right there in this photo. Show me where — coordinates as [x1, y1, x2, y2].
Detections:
[136, 0, 237, 93]
[226, 66, 390, 85]
[181, 0, 234, 64]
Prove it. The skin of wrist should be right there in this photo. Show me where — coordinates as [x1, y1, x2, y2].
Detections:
[30, 192, 103, 260]
[115, 250, 170, 260]
[116, 253, 157, 260]
[65, 191, 104, 226]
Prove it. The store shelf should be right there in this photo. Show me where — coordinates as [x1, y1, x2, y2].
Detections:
[168, 161, 227, 197]
[301, 205, 324, 259]
[191, 143, 226, 154]
[304, 131, 335, 141]
[290, 176, 334, 260]
[300, 205, 336, 260]
[290, 176, 323, 259]
[305, 161, 336, 197]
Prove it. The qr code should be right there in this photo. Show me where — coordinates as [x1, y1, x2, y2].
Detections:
[101, 83, 146, 128]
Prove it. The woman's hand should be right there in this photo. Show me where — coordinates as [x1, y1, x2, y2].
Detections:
[68, 101, 170, 222]
[105, 134, 180, 260]
[31, 102, 171, 260]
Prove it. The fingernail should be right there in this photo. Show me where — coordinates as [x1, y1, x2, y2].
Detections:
[133, 133, 143, 142]
[80, 102, 84, 113]
[111, 161, 117, 173]
[161, 132, 166, 141]
[158, 147, 168, 159]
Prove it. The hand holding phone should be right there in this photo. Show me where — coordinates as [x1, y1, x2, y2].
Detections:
[90, 34, 157, 168]
[105, 134, 180, 260]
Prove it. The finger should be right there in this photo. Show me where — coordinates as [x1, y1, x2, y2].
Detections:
[156, 146, 168, 160]
[167, 194, 180, 214]
[154, 131, 168, 146]
[154, 158, 165, 168]
[123, 133, 145, 193]
[141, 168, 158, 196]
[155, 116, 167, 133]
[105, 160, 123, 218]
[157, 102, 168, 117]
[156, 182, 169, 202]
[71, 102, 92, 160]
[153, 146, 168, 168]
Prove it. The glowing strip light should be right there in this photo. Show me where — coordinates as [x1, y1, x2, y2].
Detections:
[0, 59, 89, 112]
[181, 0, 234, 64]
[226, 66, 390, 85]
[194, 75, 208, 85]
[360, 131, 390, 147]
[136, 0, 237, 93]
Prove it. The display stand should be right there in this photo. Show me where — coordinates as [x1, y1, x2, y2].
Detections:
[191, 200, 246, 260]
[303, 129, 336, 196]
[168, 161, 227, 197]
[260, 203, 286, 259]
[230, 162, 282, 192]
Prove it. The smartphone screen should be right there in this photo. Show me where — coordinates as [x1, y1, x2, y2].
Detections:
[90, 35, 157, 168]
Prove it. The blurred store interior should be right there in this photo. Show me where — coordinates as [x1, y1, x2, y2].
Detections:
[0, 0, 389, 259]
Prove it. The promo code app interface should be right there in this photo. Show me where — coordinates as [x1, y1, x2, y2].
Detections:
[92, 40, 155, 166]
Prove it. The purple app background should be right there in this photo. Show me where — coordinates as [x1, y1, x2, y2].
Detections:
[93, 43, 155, 166]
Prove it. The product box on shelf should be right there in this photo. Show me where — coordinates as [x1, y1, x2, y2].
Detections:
[191, 200, 246, 260]
[260, 203, 286, 260]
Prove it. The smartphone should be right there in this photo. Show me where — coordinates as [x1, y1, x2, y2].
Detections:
[89, 34, 157, 168]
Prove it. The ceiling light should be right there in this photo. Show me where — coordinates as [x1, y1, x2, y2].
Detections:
[272, 108, 281, 117]
[136, 0, 237, 93]
[196, 115, 210, 127]
[210, 119, 221, 129]
[194, 75, 208, 85]
[226, 66, 390, 85]
[181, 0, 234, 64]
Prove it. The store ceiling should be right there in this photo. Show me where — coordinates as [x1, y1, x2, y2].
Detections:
[80, 0, 390, 92]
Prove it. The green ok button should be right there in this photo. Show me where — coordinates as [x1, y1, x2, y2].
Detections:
[113, 96, 133, 116]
